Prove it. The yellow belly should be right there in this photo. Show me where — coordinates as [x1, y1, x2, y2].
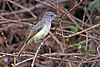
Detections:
[27, 24, 51, 44]
[33, 26, 50, 40]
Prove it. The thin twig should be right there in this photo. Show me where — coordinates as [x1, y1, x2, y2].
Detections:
[31, 35, 52, 67]
[6, 0, 37, 19]
[56, 23, 100, 39]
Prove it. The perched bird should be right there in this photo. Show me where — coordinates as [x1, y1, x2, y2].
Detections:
[17, 12, 58, 57]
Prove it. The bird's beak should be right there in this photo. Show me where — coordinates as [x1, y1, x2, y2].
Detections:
[55, 15, 60, 19]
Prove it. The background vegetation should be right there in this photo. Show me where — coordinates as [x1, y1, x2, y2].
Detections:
[0, 0, 100, 67]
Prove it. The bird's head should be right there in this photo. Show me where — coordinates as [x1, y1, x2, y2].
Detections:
[42, 12, 59, 22]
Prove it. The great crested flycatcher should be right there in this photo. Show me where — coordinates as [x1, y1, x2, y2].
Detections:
[17, 12, 58, 57]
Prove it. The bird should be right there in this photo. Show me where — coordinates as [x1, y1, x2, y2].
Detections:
[17, 11, 58, 57]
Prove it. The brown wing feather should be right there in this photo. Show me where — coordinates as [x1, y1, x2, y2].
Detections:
[25, 20, 44, 43]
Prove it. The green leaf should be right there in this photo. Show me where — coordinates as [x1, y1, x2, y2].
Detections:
[95, 16, 100, 20]
[72, 42, 82, 49]
[11, 64, 14, 67]
[71, 40, 85, 49]
[69, 25, 78, 32]
[88, 0, 100, 12]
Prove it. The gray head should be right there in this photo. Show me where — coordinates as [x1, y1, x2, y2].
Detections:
[42, 12, 58, 22]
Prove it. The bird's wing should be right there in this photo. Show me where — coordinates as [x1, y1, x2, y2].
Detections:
[31, 20, 45, 31]
[25, 20, 44, 42]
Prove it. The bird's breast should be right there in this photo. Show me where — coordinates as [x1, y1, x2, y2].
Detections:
[33, 23, 51, 40]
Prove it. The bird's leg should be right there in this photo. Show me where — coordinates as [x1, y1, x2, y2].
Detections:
[34, 39, 41, 46]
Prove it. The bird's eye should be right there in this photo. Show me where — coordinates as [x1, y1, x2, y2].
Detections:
[50, 15, 53, 17]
